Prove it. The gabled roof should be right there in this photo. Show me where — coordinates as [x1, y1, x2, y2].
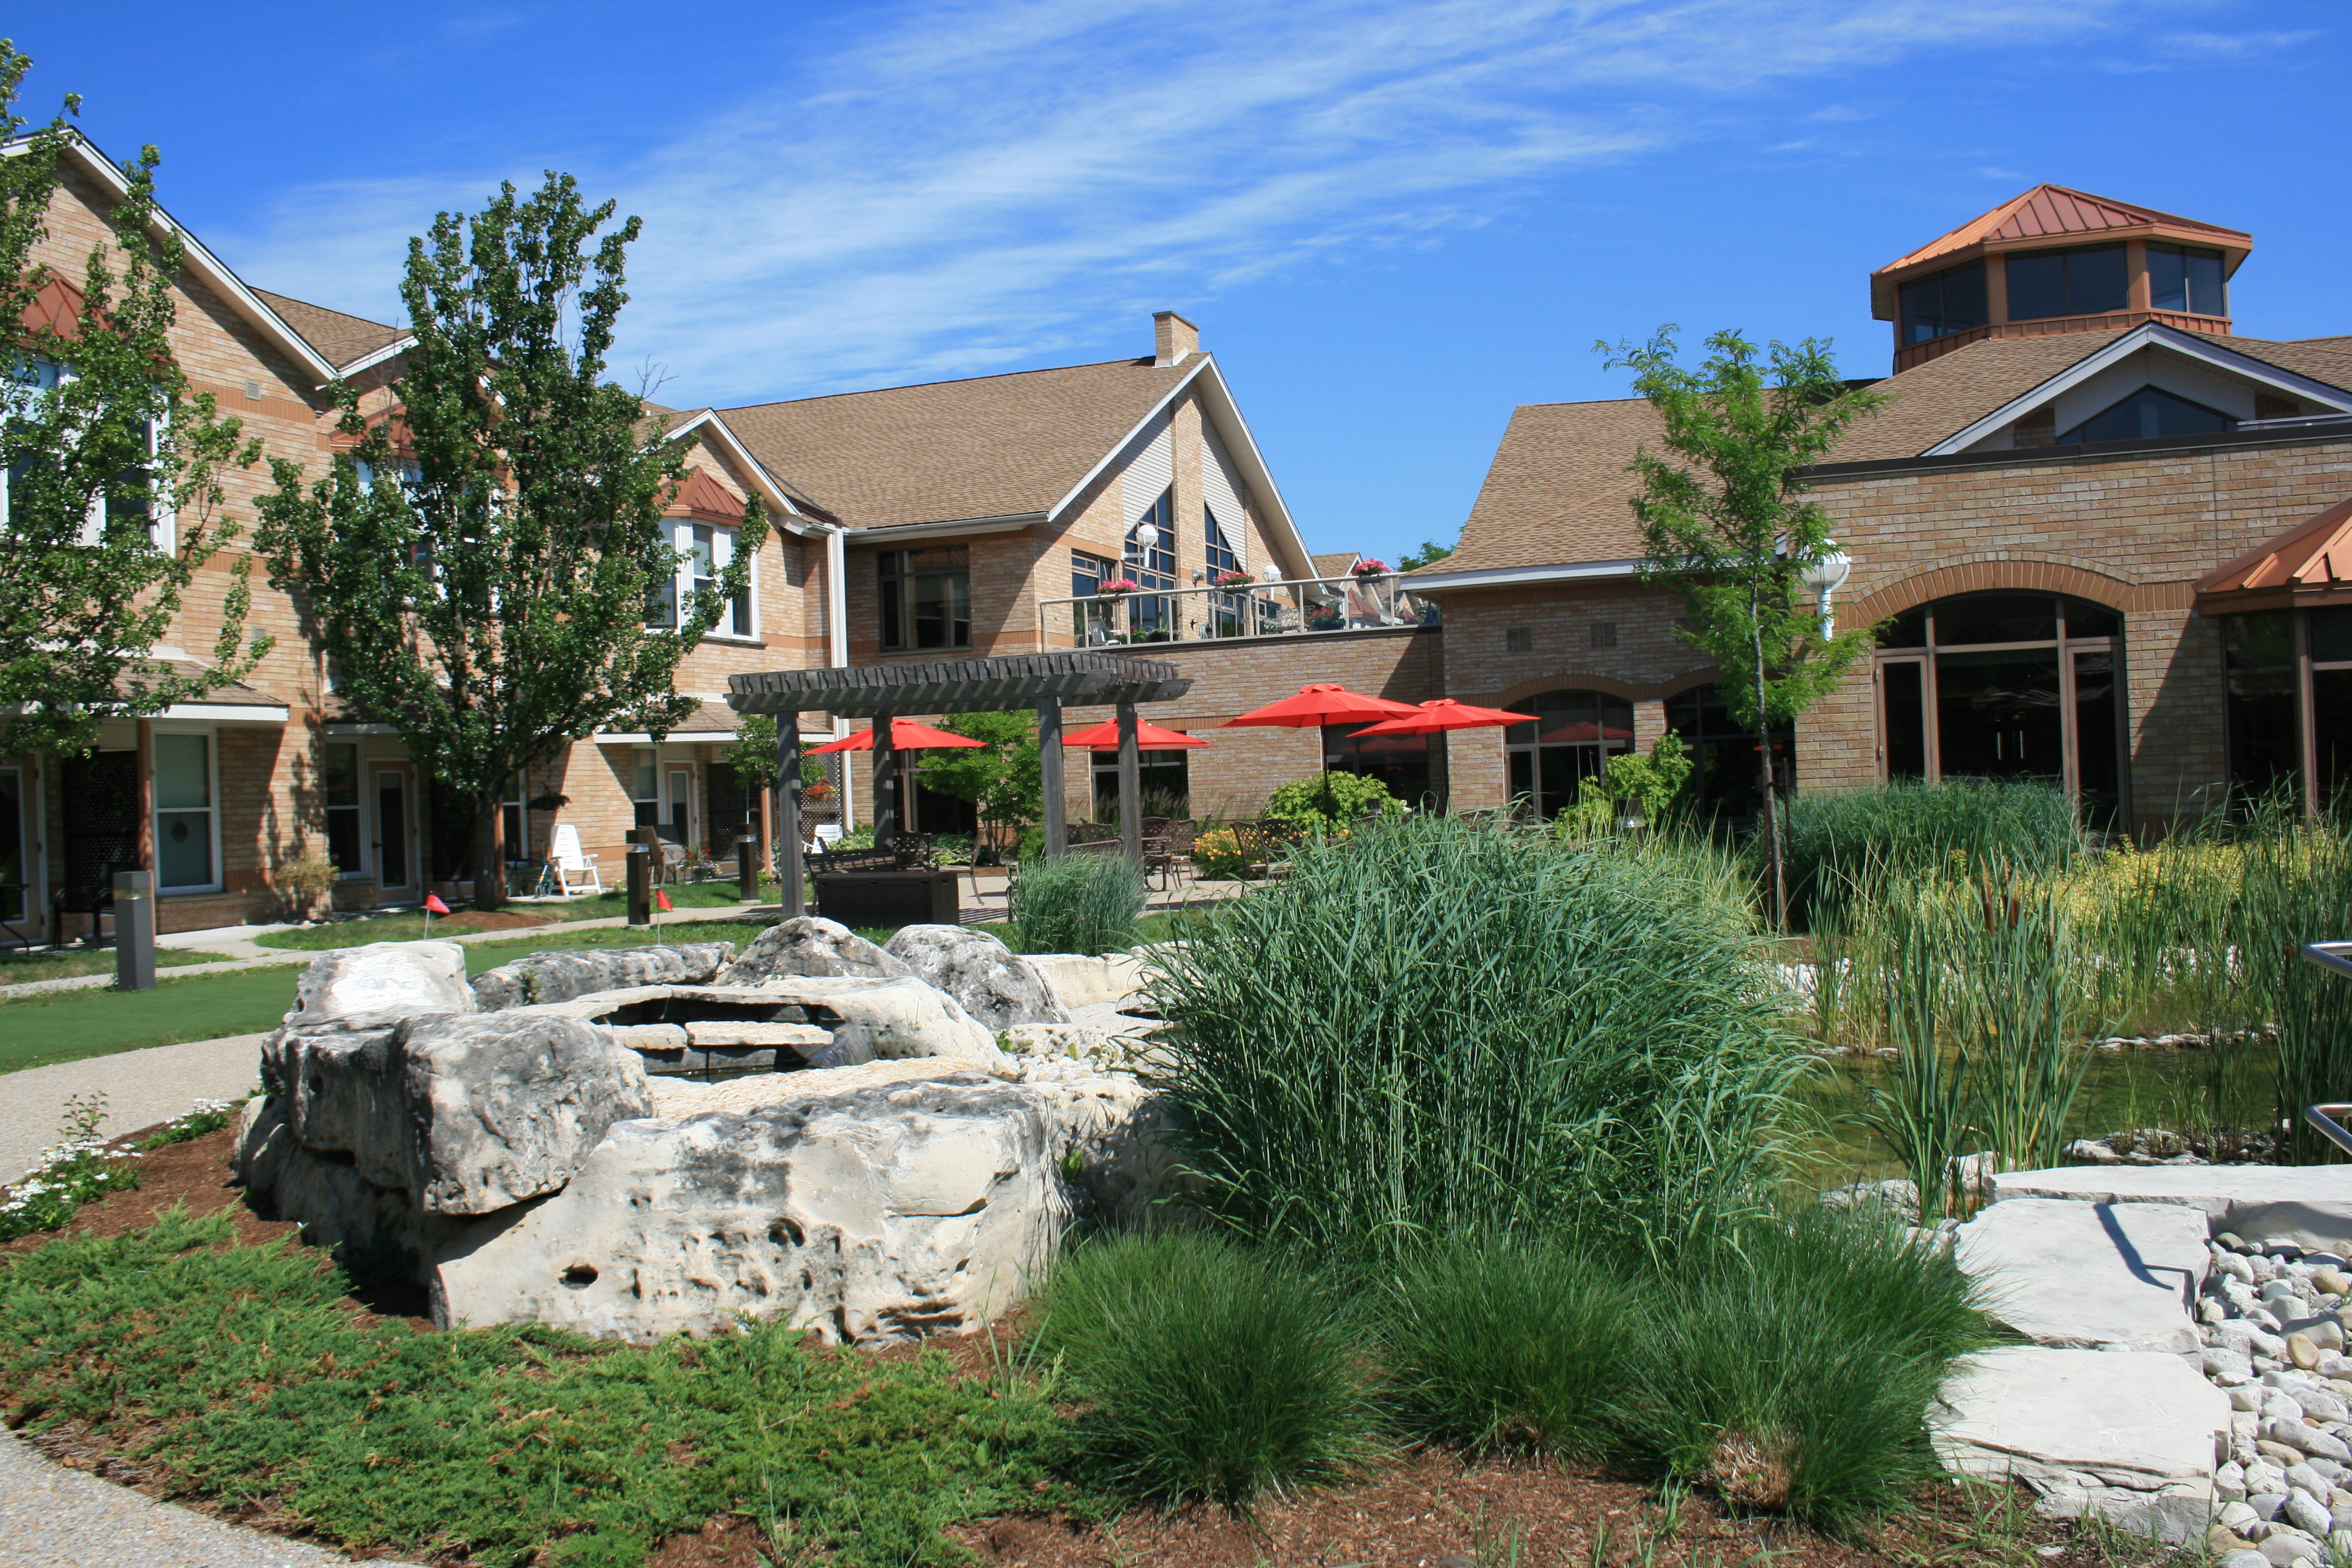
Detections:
[2195, 495, 2352, 610]
[666, 466, 746, 522]
[1877, 184, 2250, 279]
[249, 289, 407, 373]
[1310, 550, 1361, 578]
[1414, 398, 1662, 578]
[713, 353, 1315, 574]
[644, 406, 819, 532]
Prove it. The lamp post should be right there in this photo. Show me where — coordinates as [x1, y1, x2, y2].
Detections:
[1798, 546, 1853, 637]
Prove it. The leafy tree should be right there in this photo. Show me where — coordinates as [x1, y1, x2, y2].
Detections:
[256, 173, 760, 908]
[0, 44, 268, 758]
[1604, 327, 1883, 928]
[1397, 537, 1454, 571]
[919, 713, 1041, 861]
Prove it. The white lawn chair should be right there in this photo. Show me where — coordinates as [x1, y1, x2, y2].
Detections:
[550, 823, 603, 895]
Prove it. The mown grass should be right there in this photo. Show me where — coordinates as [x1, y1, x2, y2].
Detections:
[0, 925, 780, 1073]
[0, 1212, 1077, 1568]
[253, 882, 768, 949]
[0, 946, 218, 984]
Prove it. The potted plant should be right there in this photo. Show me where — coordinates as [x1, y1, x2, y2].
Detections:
[1351, 557, 1392, 578]
[1306, 604, 1343, 630]
[1213, 569, 1252, 588]
[1096, 577, 1139, 596]
[273, 847, 339, 922]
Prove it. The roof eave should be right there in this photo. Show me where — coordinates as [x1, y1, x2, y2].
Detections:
[1406, 559, 1645, 591]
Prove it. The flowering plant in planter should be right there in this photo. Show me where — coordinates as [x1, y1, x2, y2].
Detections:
[1213, 569, 1252, 587]
[1096, 578, 1140, 596]
[1351, 558, 1392, 577]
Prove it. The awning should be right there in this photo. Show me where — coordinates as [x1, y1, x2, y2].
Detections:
[2196, 495, 2352, 614]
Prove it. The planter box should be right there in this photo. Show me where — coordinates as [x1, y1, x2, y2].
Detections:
[812, 870, 959, 930]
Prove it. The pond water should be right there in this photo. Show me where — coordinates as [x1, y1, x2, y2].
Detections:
[1794, 1039, 2281, 1191]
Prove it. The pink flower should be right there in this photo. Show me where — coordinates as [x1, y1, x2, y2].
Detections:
[1097, 578, 1140, 594]
[1213, 570, 1252, 587]
[1352, 558, 1391, 577]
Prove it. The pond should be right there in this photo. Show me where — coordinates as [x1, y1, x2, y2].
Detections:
[1793, 1038, 2282, 1191]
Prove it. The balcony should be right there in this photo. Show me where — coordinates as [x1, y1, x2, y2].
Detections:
[1038, 573, 1439, 649]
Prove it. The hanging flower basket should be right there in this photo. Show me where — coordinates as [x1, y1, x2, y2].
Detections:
[1097, 578, 1140, 596]
[1213, 569, 1252, 588]
[1351, 558, 1392, 578]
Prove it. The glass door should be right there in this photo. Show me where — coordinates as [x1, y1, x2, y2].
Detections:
[0, 766, 38, 943]
[371, 765, 417, 899]
[665, 766, 694, 848]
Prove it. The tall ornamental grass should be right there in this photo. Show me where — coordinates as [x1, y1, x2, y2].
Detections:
[1009, 850, 1146, 955]
[1152, 814, 1808, 1259]
[1780, 780, 2082, 922]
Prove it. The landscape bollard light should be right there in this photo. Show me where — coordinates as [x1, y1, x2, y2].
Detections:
[626, 844, 652, 928]
[112, 869, 156, 991]
[737, 820, 759, 901]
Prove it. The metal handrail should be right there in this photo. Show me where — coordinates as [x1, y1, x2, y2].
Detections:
[2296, 942, 2352, 1155]
[1034, 572, 1435, 649]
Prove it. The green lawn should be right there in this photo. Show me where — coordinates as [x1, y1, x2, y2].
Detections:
[0, 946, 220, 985]
[0, 923, 779, 1074]
[252, 880, 773, 950]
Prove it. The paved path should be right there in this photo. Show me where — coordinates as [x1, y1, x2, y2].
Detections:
[0, 1428, 428, 1567]
[0, 1033, 266, 1182]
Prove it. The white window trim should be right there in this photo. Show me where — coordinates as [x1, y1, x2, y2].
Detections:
[151, 721, 224, 896]
[651, 518, 759, 639]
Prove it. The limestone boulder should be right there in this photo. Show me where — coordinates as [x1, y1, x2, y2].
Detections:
[261, 1013, 413, 1190]
[290, 941, 472, 1022]
[1023, 951, 1147, 1011]
[430, 1070, 1062, 1342]
[885, 924, 1070, 1030]
[1955, 1198, 2209, 1353]
[718, 917, 909, 985]
[400, 1012, 655, 1215]
[1022, 1071, 1183, 1223]
[472, 942, 736, 1011]
[235, 1096, 471, 1265]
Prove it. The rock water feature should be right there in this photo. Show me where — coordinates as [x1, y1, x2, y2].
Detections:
[234, 920, 1177, 1344]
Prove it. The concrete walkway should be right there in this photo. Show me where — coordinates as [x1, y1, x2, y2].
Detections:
[0, 1428, 428, 1567]
[1, 1033, 269, 1182]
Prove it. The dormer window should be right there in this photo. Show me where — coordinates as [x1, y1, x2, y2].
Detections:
[2148, 243, 2226, 317]
[1898, 261, 1987, 344]
[2005, 244, 2128, 321]
[2057, 385, 2233, 446]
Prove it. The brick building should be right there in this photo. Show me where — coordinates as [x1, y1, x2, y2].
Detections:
[1408, 185, 2352, 834]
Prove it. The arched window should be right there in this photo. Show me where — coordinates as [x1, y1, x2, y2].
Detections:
[1874, 591, 2126, 825]
[1665, 683, 1793, 826]
[1503, 690, 1634, 818]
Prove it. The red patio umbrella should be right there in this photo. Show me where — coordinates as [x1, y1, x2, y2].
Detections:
[805, 717, 988, 754]
[1221, 684, 1422, 818]
[1347, 697, 1541, 736]
[1062, 718, 1210, 749]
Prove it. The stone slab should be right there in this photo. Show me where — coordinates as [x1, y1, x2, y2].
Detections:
[1990, 1166, 2352, 1252]
[1025, 952, 1147, 1010]
[1955, 1198, 2210, 1353]
[1933, 1345, 2230, 1486]
[682, 1020, 834, 1049]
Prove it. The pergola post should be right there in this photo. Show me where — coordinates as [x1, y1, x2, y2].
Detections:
[1037, 697, 1067, 855]
[872, 709, 898, 851]
[775, 711, 804, 917]
[1117, 698, 1142, 866]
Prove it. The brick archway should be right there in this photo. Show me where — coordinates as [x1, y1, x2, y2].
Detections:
[1846, 557, 2147, 627]
[1488, 666, 1720, 710]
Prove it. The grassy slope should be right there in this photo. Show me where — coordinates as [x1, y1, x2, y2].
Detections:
[0, 924, 779, 1074]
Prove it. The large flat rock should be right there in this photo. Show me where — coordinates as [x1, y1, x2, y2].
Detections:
[1933, 1345, 2229, 1487]
[1991, 1165, 2352, 1251]
[1955, 1198, 2208, 1353]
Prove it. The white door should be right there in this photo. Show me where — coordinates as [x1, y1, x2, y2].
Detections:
[370, 765, 418, 900]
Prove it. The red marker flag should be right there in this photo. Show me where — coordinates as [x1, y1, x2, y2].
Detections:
[656, 890, 673, 912]
[423, 893, 452, 915]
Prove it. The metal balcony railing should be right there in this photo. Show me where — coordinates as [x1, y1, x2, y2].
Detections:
[2296, 941, 2352, 1155]
[1036, 573, 1437, 650]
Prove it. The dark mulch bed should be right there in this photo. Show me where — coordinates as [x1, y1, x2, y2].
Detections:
[0, 1131, 2167, 1568]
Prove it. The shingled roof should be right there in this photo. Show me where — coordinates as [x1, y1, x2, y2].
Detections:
[716, 357, 1198, 531]
[249, 289, 407, 371]
[1436, 329, 2352, 577]
[1874, 185, 2251, 281]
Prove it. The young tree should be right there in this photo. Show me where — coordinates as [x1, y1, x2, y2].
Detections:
[1397, 537, 1454, 572]
[0, 44, 268, 759]
[919, 712, 1042, 860]
[256, 173, 760, 909]
[1604, 327, 1883, 928]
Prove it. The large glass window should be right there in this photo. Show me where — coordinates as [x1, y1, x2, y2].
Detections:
[1503, 690, 1635, 820]
[1324, 722, 1432, 809]
[322, 742, 362, 874]
[2059, 385, 2234, 446]
[2221, 609, 2352, 809]
[878, 546, 970, 650]
[2148, 243, 2227, 317]
[154, 731, 214, 890]
[1124, 489, 1178, 641]
[0, 767, 24, 926]
[1070, 550, 1119, 645]
[1898, 261, 1988, 345]
[1875, 592, 2125, 826]
[2005, 244, 2129, 321]
[1091, 748, 1190, 822]
[1664, 682, 1793, 826]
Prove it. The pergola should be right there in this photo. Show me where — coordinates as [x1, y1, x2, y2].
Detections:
[725, 652, 1193, 916]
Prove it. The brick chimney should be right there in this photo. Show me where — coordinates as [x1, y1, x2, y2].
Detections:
[1152, 311, 1199, 368]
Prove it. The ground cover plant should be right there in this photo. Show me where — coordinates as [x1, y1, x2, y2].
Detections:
[0, 1095, 244, 1241]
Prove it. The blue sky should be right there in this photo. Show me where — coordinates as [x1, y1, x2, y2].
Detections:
[16, 2, 2345, 563]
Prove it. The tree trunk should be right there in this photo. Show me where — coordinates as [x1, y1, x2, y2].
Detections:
[1753, 591, 1788, 932]
[474, 792, 505, 913]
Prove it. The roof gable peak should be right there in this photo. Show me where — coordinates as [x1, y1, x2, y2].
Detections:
[1877, 183, 2250, 280]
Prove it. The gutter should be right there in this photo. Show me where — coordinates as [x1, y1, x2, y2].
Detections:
[1405, 558, 1645, 591]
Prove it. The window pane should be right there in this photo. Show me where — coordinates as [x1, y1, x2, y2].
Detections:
[2226, 610, 2296, 668]
[2062, 598, 2123, 639]
[1882, 661, 1927, 778]
[322, 742, 359, 807]
[1933, 593, 2056, 647]
[2229, 661, 2298, 798]
[2186, 249, 2226, 317]
[325, 805, 362, 874]
[2005, 250, 2066, 321]
[878, 550, 903, 647]
[2059, 385, 2233, 446]
[2065, 244, 2128, 314]
[2318, 671, 2352, 806]
[2072, 649, 2122, 828]
[1935, 648, 2064, 781]
[1899, 275, 1942, 345]
[154, 733, 209, 809]
[2311, 609, 2352, 664]
[0, 769, 21, 921]
[1878, 606, 1928, 648]
[2148, 245, 2187, 313]
[158, 810, 211, 887]
[1940, 261, 1987, 333]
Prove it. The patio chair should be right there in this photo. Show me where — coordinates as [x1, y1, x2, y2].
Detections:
[656, 839, 687, 885]
[1138, 815, 1177, 891]
[549, 823, 603, 896]
[1230, 821, 1295, 880]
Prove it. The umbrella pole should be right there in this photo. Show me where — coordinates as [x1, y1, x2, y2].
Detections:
[1117, 699, 1142, 867]
[873, 711, 897, 853]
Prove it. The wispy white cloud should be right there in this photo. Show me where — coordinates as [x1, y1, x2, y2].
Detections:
[215, 0, 2169, 406]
